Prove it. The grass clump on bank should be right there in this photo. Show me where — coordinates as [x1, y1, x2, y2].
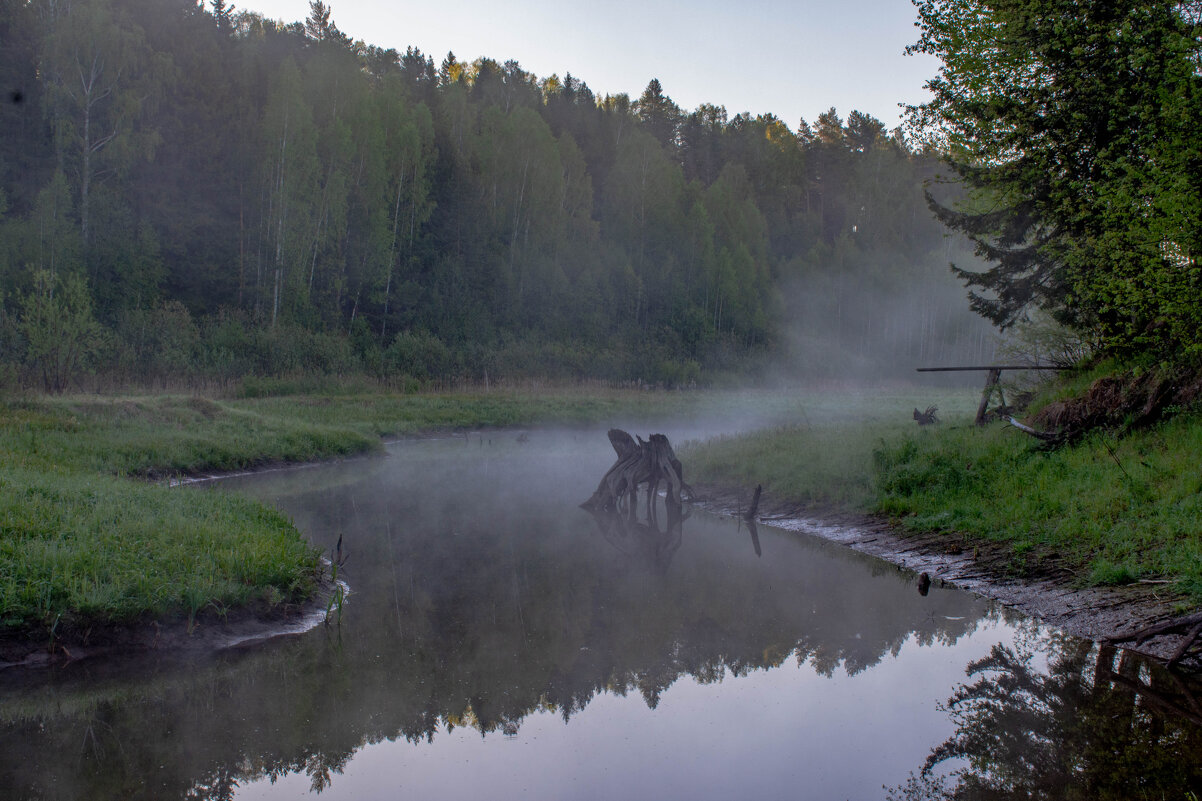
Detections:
[682, 387, 981, 508]
[685, 423, 889, 509]
[873, 414, 1202, 597]
[0, 466, 316, 630]
[0, 395, 379, 637]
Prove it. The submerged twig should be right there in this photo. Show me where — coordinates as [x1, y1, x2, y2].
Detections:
[744, 484, 762, 521]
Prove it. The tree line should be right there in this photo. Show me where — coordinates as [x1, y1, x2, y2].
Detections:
[0, 0, 994, 392]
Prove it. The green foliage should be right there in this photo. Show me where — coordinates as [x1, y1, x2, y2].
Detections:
[0, 386, 717, 630]
[684, 388, 981, 508]
[908, 0, 1202, 358]
[18, 270, 104, 394]
[111, 300, 201, 386]
[0, 0, 995, 391]
[689, 385, 1202, 601]
[0, 464, 317, 629]
[382, 330, 452, 381]
[872, 412, 1202, 598]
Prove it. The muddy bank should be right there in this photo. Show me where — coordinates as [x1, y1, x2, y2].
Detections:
[693, 486, 1200, 671]
[0, 577, 346, 671]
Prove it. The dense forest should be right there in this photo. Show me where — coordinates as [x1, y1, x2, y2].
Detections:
[0, 0, 994, 391]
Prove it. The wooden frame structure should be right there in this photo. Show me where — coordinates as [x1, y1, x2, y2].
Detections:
[916, 365, 1071, 425]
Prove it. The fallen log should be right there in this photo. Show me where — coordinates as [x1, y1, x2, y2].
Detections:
[1168, 622, 1202, 668]
[1006, 416, 1062, 443]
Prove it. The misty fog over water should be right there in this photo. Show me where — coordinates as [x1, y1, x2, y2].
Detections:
[4, 429, 1198, 800]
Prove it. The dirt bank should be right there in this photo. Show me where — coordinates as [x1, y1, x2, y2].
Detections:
[694, 486, 1200, 671]
[0, 577, 345, 671]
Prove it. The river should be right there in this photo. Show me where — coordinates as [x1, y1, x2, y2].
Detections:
[1, 429, 1199, 799]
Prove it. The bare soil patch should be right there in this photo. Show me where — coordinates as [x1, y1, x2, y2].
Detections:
[1033, 365, 1202, 440]
[0, 578, 342, 671]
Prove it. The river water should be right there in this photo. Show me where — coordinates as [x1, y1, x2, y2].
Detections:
[1, 429, 1200, 799]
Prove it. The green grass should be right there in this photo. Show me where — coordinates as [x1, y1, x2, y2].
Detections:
[682, 387, 981, 508]
[2, 396, 378, 478]
[15, 377, 1193, 634]
[0, 465, 315, 629]
[874, 416, 1202, 598]
[0, 395, 378, 633]
[686, 384, 1202, 602]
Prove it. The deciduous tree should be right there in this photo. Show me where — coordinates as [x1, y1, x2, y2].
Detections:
[908, 0, 1202, 356]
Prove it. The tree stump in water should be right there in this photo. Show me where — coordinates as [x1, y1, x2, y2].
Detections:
[581, 429, 691, 518]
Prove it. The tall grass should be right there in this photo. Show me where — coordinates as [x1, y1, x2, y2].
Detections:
[682, 388, 981, 508]
[1, 397, 378, 479]
[874, 414, 1202, 598]
[0, 465, 317, 631]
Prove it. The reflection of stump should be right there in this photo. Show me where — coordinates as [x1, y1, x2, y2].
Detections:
[581, 430, 691, 518]
[583, 499, 685, 575]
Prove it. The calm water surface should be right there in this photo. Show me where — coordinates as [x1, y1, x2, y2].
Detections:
[1, 429, 1200, 800]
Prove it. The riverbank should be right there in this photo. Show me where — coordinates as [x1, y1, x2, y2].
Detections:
[691, 488, 1191, 664]
[0, 388, 708, 652]
[7, 381, 1199, 670]
[2, 386, 823, 660]
[683, 380, 1202, 666]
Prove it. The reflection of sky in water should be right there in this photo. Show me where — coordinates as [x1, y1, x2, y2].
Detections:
[237, 624, 1003, 800]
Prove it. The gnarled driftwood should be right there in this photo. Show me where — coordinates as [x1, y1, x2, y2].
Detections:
[581, 429, 692, 518]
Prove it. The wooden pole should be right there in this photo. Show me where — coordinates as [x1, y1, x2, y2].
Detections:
[975, 368, 1001, 426]
[916, 365, 1069, 372]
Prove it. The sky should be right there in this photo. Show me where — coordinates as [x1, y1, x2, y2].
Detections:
[240, 0, 940, 133]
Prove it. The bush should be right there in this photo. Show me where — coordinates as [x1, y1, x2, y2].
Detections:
[112, 301, 201, 387]
[19, 270, 104, 394]
[382, 330, 452, 381]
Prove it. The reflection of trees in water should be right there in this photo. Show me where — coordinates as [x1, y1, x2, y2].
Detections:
[0, 541, 993, 799]
[0, 456, 996, 801]
[888, 626, 1202, 800]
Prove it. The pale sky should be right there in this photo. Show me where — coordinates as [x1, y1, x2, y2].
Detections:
[241, 0, 938, 132]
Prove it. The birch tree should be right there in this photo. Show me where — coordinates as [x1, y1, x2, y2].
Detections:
[39, 0, 164, 244]
[258, 57, 317, 327]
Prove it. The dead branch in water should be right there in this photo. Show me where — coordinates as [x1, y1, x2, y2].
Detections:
[744, 484, 762, 520]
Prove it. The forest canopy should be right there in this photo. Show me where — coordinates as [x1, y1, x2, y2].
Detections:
[0, 0, 993, 391]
